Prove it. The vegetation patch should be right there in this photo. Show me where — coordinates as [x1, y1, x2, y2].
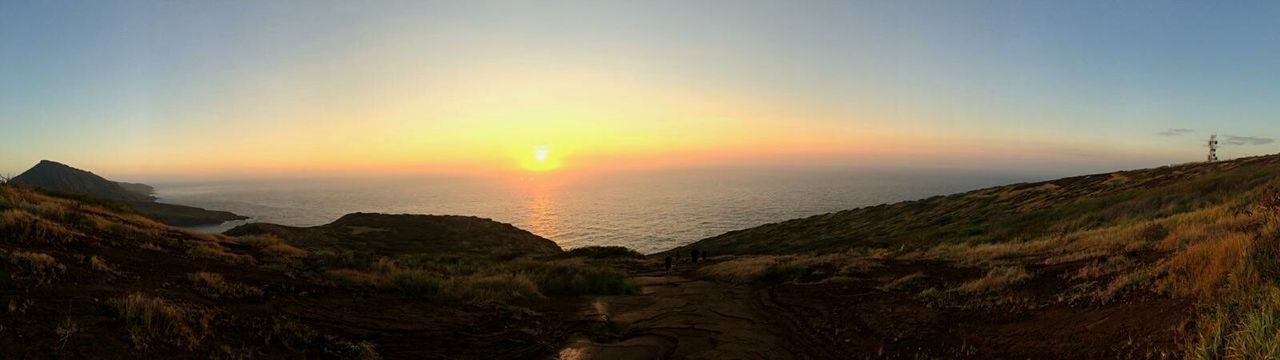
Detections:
[234, 234, 307, 258]
[89, 255, 114, 273]
[188, 272, 264, 300]
[55, 318, 79, 349]
[560, 246, 645, 259]
[506, 260, 637, 296]
[954, 266, 1031, 294]
[882, 272, 928, 291]
[0, 209, 79, 244]
[698, 252, 886, 284]
[1188, 186, 1280, 358]
[187, 243, 254, 265]
[111, 293, 211, 350]
[324, 256, 631, 302]
[5, 250, 66, 285]
[1071, 256, 1133, 280]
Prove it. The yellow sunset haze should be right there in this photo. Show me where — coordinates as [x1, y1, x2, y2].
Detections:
[521, 145, 562, 172]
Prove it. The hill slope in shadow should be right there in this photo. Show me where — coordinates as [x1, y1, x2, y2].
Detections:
[10, 160, 246, 226]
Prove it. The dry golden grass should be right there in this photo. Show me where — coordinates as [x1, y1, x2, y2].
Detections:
[6, 250, 66, 284]
[188, 272, 264, 300]
[1190, 286, 1280, 359]
[698, 256, 791, 283]
[111, 293, 211, 350]
[56, 317, 78, 349]
[0, 186, 191, 248]
[1093, 267, 1157, 303]
[698, 251, 886, 284]
[326, 267, 543, 302]
[953, 266, 1031, 294]
[234, 234, 307, 258]
[1155, 232, 1251, 299]
[0, 209, 79, 243]
[1187, 187, 1280, 358]
[324, 257, 626, 303]
[904, 239, 1056, 266]
[325, 268, 383, 287]
[89, 255, 114, 273]
[33, 202, 68, 220]
[444, 274, 543, 303]
[1072, 256, 1134, 280]
[882, 272, 927, 291]
[187, 243, 255, 265]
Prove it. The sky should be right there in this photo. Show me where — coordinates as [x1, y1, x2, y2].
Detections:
[2, 0, 1279, 180]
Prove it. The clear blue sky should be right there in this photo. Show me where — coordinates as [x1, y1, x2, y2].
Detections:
[2, 0, 1278, 179]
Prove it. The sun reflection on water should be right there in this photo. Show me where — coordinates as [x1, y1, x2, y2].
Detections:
[521, 181, 561, 245]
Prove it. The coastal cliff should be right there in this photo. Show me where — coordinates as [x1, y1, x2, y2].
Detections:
[10, 160, 246, 226]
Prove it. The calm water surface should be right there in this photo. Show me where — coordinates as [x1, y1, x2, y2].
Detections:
[156, 168, 1051, 254]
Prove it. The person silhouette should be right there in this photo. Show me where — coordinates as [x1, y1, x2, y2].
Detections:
[664, 256, 673, 273]
[691, 249, 699, 263]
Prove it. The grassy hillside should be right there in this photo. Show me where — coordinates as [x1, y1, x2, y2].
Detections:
[10, 160, 247, 226]
[11, 160, 154, 202]
[0, 183, 636, 358]
[224, 213, 563, 258]
[677, 155, 1280, 255]
[670, 154, 1280, 358]
[9, 155, 1280, 358]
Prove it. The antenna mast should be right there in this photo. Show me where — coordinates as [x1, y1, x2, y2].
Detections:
[1208, 134, 1219, 162]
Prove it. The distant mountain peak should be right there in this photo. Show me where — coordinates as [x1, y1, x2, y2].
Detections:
[34, 159, 71, 169]
[10, 160, 246, 226]
[12, 160, 152, 202]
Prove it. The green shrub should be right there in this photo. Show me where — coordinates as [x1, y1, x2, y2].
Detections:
[560, 246, 645, 259]
[1191, 288, 1280, 359]
[389, 269, 447, 299]
[313, 250, 378, 270]
[752, 262, 811, 283]
[507, 261, 637, 296]
[325, 256, 634, 301]
[460, 274, 543, 302]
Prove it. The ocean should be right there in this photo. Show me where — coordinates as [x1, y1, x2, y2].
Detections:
[156, 168, 1050, 254]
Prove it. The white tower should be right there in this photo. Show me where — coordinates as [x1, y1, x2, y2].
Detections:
[1208, 134, 1219, 162]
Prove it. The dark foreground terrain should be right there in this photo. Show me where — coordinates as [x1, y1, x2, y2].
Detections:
[0, 184, 635, 358]
[559, 255, 1189, 359]
[5, 154, 1280, 358]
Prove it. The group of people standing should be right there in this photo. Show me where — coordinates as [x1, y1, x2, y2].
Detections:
[663, 248, 708, 273]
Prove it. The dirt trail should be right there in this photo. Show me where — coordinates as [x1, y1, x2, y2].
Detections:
[557, 266, 787, 360]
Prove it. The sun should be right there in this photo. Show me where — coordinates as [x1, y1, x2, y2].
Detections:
[534, 146, 549, 163]
[521, 145, 561, 172]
